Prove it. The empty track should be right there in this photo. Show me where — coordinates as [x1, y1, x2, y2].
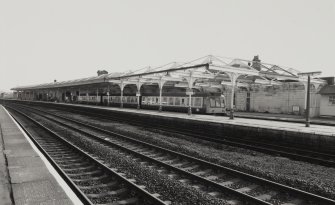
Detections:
[7, 106, 168, 205]
[6, 104, 335, 205]
[19, 102, 335, 167]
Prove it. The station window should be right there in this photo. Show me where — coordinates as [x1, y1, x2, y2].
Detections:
[175, 98, 181, 105]
[162, 97, 167, 105]
[220, 97, 225, 107]
[168, 97, 174, 105]
[180, 98, 188, 106]
[210, 98, 215, 107]
[194, 97, 202, 107]
[115, 96, 120, 103]
[215, 98, 221, 107]
[329, 96, 335, 105]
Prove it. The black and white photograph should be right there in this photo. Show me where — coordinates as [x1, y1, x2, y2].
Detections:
[0, 0, 335, 204]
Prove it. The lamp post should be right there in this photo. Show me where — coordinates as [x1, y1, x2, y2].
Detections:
[297, 71, 322, 127]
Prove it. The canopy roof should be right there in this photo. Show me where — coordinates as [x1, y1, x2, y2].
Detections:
[11, 55, 326, 91]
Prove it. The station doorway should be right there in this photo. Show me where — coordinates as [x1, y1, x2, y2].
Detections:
[246, 92, 250, 111]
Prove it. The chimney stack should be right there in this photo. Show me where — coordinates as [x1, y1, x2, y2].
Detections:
[97, 70, 108, 76]
[251, 55, 261, 71]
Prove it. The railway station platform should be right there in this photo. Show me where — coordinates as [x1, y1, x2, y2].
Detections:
[234, 111, 335, 126]
[3, 100, 335, 135]
[0, 105, 77, 205]
[62, 103, 335, 137]
[46, 102, 335, 153]
[2, 99, 335, 156]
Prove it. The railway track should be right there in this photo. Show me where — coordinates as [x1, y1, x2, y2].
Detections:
[6, 104, 335, 205]
[7, 106, 168, 205]
[22, 102, 335, 167]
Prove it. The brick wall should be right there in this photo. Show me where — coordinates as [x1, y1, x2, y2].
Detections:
[223, 82, 321, 117]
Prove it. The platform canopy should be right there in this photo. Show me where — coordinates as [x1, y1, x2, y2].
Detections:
[11, 74, 110, 91]
[11, 55, 326, 91]
[105, 55, 325, 89]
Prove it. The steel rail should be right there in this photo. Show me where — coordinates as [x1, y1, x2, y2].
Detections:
[6, 106, 168, 205]
[3, 99, 335, 126]
[9, 104, 335, 205]
[8, 110, 93, 205]
[14, 105, 272, 204]
[32, 102, 335, 167]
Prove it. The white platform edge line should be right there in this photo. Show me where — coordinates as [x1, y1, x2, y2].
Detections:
[1, 105, 83, 205]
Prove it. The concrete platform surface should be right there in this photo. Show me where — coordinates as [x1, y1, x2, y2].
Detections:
[4, 100, 335, 136]
[0, 105, 75, 205]
[62, 103, 335, 152]
[60, 102, 335, 136]
[234, 111, 335, 126]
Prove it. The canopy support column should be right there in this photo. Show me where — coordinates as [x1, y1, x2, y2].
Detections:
[227, 72, 241, 119]
[184, 72, 195, 115]
[303, 82, 308, 111]
[158, 79, 166, 112]
[78, 88, 80, 103]
[96, 88, 99, 105]
[306, 76, 311, 127]
[56, 89, 59, 102]
[71, 90, 74, 102]
[107, 85, 110, 106]
[188, 91, 192, 115]
[119, 81, 125, 108]
[136, 81, 143, 109]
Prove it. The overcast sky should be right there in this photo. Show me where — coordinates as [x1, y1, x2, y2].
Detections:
[1, 0, 334, 91]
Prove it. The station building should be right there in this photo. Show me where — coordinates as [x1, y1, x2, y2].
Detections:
[225, 81, 324, 117]
[11, 55, 331, 117]
[318, 77, 335, 116]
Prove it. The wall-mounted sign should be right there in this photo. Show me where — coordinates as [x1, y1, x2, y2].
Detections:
[292, 105, 300, 112]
